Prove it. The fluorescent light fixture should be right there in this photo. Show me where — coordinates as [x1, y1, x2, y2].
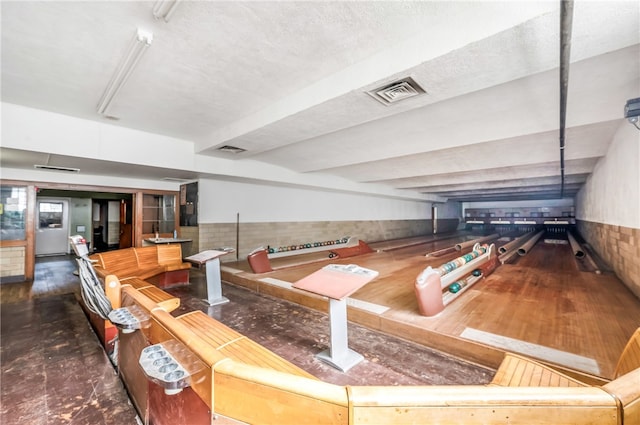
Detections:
[153, 0, 181, 22]
[465, 220, 484, 224]
[96, 28, 153, 116]
[34, 164, 80, 173]
[490, 220, 511, 224]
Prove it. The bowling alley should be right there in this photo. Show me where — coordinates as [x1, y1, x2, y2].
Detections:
[1, 1, 639, 424]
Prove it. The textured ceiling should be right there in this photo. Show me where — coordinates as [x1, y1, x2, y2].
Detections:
[1, 1, 638, 202]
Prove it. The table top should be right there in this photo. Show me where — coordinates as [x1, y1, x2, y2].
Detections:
[293, 264, 379, 300]
[185, 248, 235, 264]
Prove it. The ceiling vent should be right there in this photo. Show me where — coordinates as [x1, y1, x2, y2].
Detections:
[367, 77, 426, 106]
[34, 164, 80, 173]
[217, 145, 246, 154]
[162, 177, 191, 182]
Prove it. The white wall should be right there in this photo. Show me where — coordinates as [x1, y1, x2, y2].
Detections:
[576, 121, 640, 228]
[1, 167, 180, 192]
[198, 179, 431, 223]
[2, 103, 432, 202]
[437, 200, 462, 219]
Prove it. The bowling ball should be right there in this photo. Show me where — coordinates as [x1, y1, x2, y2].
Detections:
[472, 269, 481, 277]
[448, 282, 462, 293]
[268, 247, 274, 254]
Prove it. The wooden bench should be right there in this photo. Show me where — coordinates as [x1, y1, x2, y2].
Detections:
[348, 385, 619, 424]
[177, 310, 316, 380]
[491, 327, 640, 387]
[90, 244, 190, 288]
[104, 275, 640, 425]
[613, 327, 640, 378]
[86, 275, 180, 359]
[602, 368, 640, 424]
[150, 308, 345, 424]
[107, 276, 180, 313]
[490, 353, 589, 387]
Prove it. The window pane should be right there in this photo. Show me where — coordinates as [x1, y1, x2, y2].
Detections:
[142, 194, 175, 235]
[39, 202, 64, 228]
[0, 186, 27, 240]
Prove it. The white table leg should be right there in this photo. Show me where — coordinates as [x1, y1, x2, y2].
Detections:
[316, 298, 363, 372]
[203, 258, 229, 306]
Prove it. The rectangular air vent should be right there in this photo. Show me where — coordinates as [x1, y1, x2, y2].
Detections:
[34, 164, 80, 173]
[162, 177, 191, 182]
[367, 76, 426, 106]
[217, 145, 246, 154]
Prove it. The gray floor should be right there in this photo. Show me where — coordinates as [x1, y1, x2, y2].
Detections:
[168, 268, 494, 386]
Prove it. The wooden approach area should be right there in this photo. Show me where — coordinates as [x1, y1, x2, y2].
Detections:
[222, 231, 640, 381]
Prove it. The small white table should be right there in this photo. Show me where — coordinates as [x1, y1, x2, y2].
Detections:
[293, 264, 378, 372]
[185, 248, 235, 306]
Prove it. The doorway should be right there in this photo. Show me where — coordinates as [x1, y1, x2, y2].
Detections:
[35, 198, 70, 256]
[91, 198, 132, 251]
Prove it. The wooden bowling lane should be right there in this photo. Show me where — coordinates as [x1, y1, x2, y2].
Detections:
[371, 231, 506, 261]
[368, 232, 469, 252]
[221, 233, 640, 379]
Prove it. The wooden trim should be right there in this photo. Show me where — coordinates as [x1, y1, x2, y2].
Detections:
[0, 240, 27, 247]
[134, 191, 143, 247]
[602, 368, 640, 425]
[25, 185, 36, 280]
